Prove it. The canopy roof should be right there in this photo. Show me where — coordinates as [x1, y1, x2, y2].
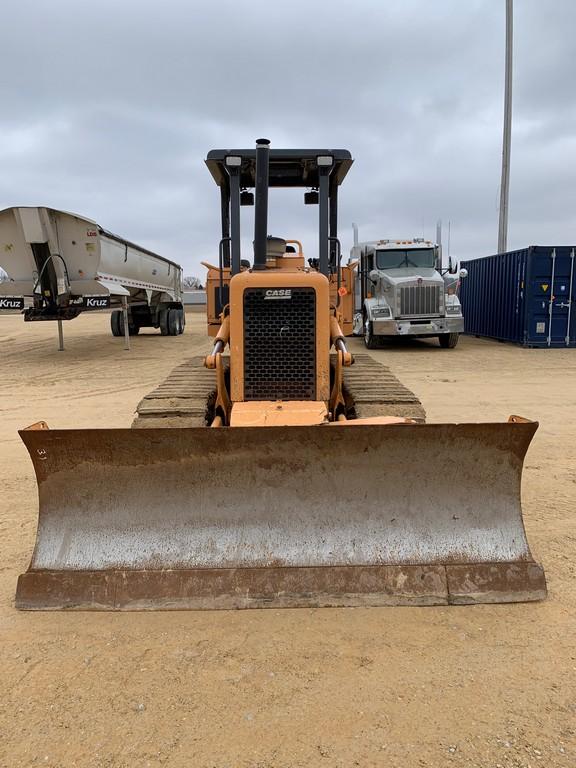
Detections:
[205, 149, 353, 189]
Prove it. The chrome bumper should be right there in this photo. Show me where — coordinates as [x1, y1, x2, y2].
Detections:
[373, 316, 464, 336]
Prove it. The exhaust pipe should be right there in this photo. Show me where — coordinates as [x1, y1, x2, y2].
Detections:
[436, 219, 443, 270]
[253, 138, 270, 270]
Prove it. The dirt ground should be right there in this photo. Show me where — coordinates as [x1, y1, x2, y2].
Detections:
[0, 311, 574, 768]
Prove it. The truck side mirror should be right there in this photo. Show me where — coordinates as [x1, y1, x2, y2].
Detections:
[448, 257, 458, 275]
[459, 268, 468, 279]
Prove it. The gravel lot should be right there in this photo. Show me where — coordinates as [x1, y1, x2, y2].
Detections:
[1, 311, 574, 768]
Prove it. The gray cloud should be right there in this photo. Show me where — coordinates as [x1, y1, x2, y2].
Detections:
[1, 0, 575, 277]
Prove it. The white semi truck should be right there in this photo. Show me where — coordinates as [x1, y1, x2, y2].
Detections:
[0, 206, 185, 336]
[352, 238, 466, 348]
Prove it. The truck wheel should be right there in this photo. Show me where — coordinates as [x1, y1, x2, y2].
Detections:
[159, 309, 169, 335]
[110, 310, 122, 337]
[173, 308, 184, 335]
[364, 316, 377, 349]
[167, 309, 180, 336]
[117, 312, 140, 336]
[178, 308, 185, 334]
[110, 310, 139, 337]
[439, 332, 459, 349]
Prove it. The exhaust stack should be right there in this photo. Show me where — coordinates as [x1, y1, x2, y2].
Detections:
[253, 138, 270, 270]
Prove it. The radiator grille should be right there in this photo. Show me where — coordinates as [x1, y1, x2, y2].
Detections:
[243, 287, 316, 401]
[399, 284, 441, 317]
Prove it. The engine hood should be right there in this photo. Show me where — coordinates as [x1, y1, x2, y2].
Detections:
[377, 267, 443, 286]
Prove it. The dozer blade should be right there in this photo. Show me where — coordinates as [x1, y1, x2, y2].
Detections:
[16, 420, 546, 610]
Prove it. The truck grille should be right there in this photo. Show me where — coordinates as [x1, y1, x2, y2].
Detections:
[243, 287, 316, 401]
[399, 285, 441, 317]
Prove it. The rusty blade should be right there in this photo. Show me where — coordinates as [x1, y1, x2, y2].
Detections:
[16, 421, 546, 609]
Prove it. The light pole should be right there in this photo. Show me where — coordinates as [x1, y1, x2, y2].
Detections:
[498, 0, 513, 253]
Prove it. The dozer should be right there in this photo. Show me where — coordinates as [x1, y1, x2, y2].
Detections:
[15, 140, 546, 610]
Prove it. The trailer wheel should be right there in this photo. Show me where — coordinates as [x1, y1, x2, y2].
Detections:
[364, 315, 377, 349]
[439, 332, 459, 349]
[110, 310, 122, 337]
[115, 311, 140, 336]
[159, 309, 169, 335]
[167, 309, 180, 336]
[177, 308, 185, 334]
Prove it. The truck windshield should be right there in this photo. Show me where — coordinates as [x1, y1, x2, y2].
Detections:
[376, 249, 436, 269]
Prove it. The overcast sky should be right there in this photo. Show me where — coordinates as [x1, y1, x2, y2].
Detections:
[1, 0, 574, 277]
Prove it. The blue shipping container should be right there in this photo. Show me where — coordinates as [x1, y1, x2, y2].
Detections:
[460, 246, 576, 348]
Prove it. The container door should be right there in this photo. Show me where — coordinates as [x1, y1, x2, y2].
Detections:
[527, 247, 575, 346]
[565, 248, 576, 346]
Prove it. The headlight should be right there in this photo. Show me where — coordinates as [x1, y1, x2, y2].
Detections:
[446, 304, 461, 315]
[373, 307, 391, 318]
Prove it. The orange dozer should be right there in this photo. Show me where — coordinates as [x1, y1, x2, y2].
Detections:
[15, 140, 546, 610]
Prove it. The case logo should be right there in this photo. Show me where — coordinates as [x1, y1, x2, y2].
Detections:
[264, 289, 292, 300]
